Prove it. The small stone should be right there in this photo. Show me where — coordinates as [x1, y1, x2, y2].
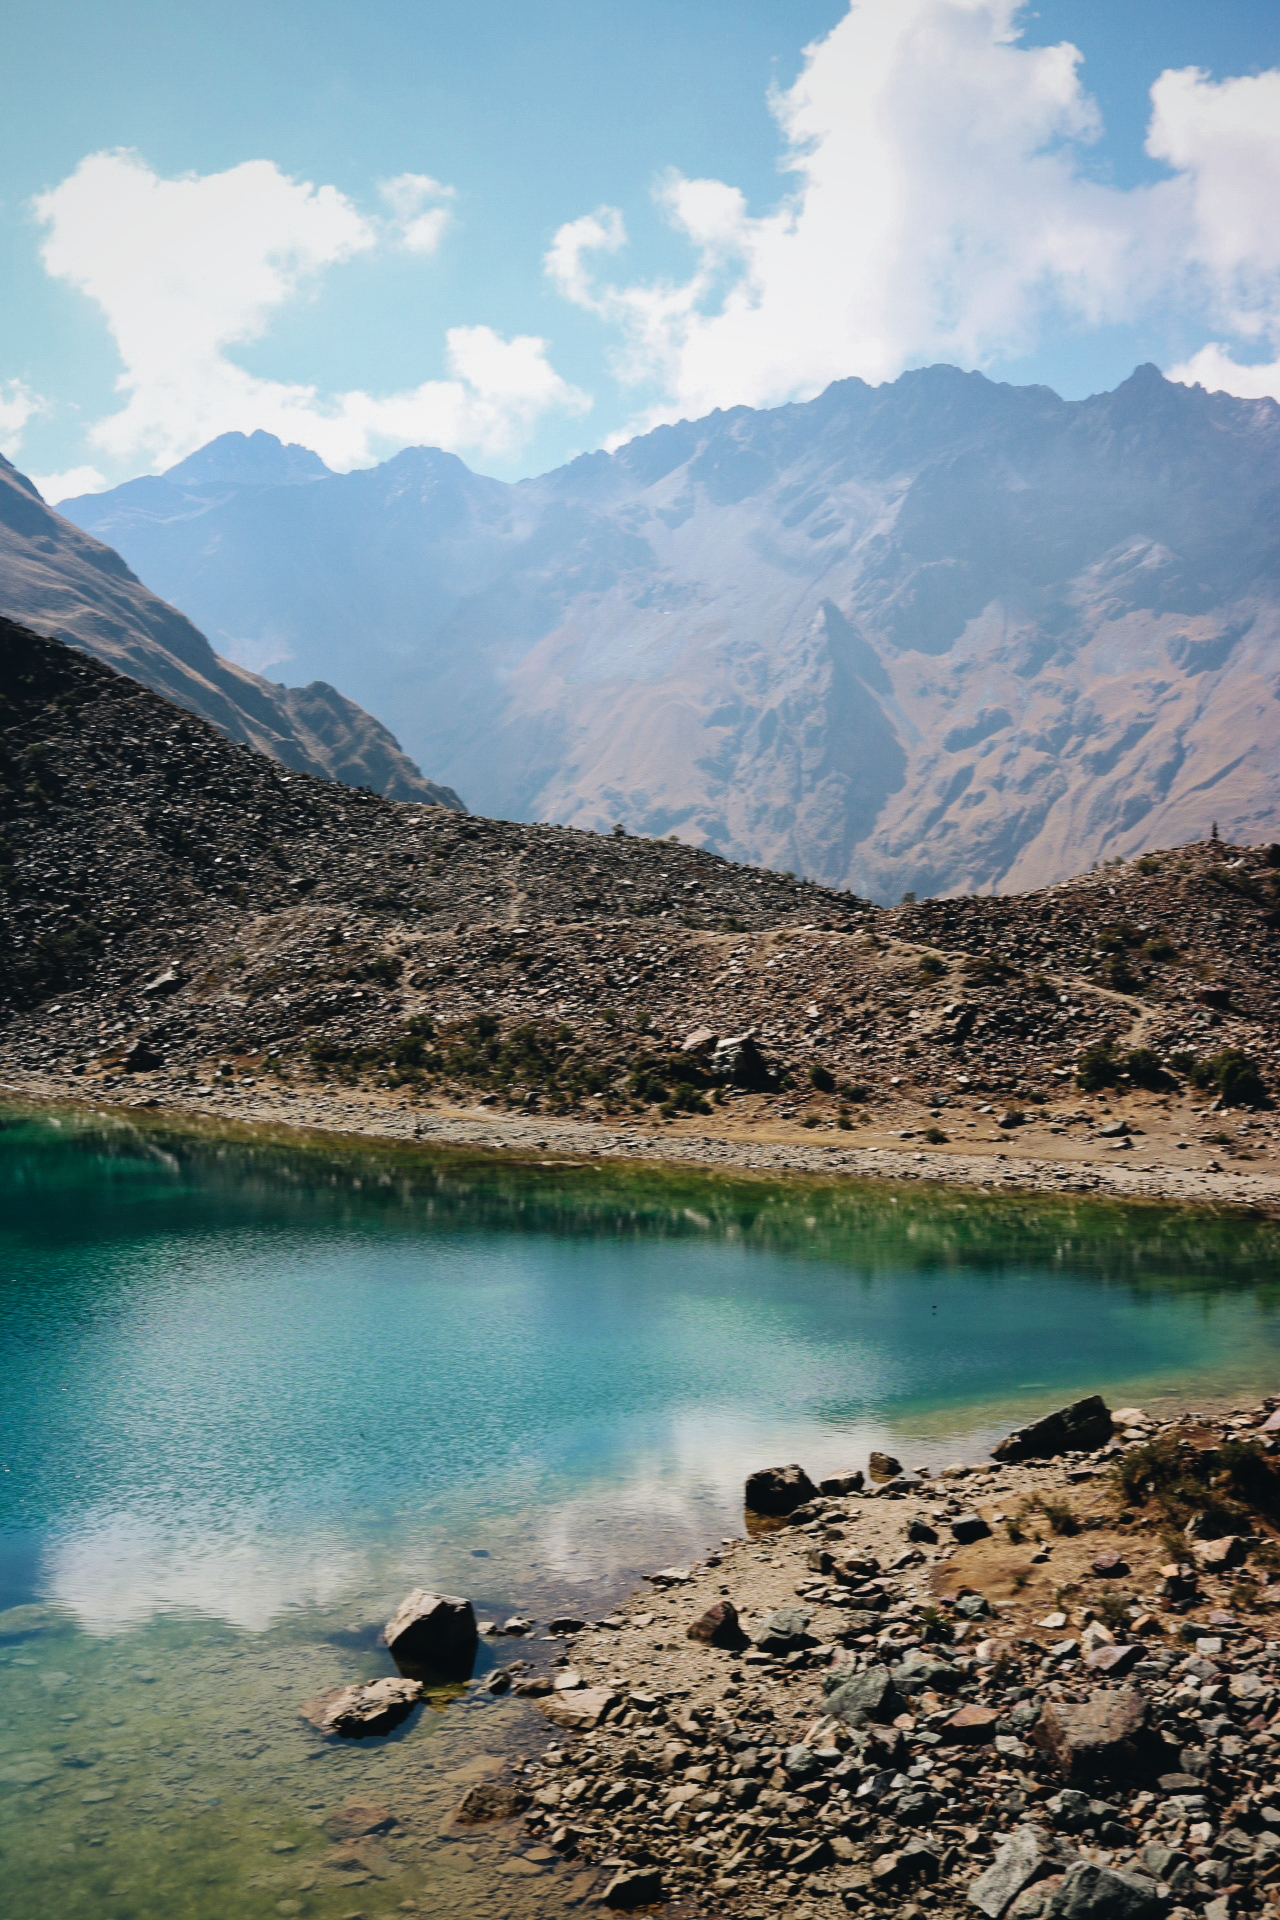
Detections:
[1195, 1535, 1246, 1571]
[869, 1451, 902, 1478]
[540, 1685, 618, 1731]
[455, 1782, 530, 1824]
[753, 1606, 812, 1654]
[943, 1704, 1001, 1744]
[686, 1599, 743, 1647]
[647, 1566, 692, 1587]
[1091, 1551, 1128, 1577]
[819, 1469, 865, 1495]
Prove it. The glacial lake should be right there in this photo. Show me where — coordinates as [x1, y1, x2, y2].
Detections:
[2, 1105, 1279, 1920]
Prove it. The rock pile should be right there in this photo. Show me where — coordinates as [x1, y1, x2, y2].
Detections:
[458, 1393, 1280, 1920]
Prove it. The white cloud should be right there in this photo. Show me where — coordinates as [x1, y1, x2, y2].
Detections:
[546, 0, 1280, 420]
[378, 171, 455, 254]
[0, 378, 43, 458]
[28, 464, 108, 503]
[33, 149, 587, 474]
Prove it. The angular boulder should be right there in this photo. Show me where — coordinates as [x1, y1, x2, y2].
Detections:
[744, 1463, 817, 1515]
[824, 1663, 904, 1727]
[709, 1031, 774, 1090]
[868, 1450, 902, 1478]
[753, 1606, 813, 1654]
[604, 1866, 664, 1909]
[819, 1469, 865, 1495]
[1045, 1862, 1161, 1920]
[968, 1827, 1071, 1919]
[1031, 1689, 1156, 1785]
[992, 1397, 1113, 1464]
[686, 1599, 743, 1648]
[541, 1685, 618, 1731]
[382, 1589, 477, 1675]
[301, 1676, 423, 1739]
[943, 1704, 1000, 1744]
[951, 1511, 992, 1544]
[893, 1648, 962, 1695]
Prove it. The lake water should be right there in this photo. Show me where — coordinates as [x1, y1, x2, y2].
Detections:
[2, 1106, 1279, 1919]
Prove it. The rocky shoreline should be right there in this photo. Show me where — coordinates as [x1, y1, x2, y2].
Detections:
[429, 1395, 1280, 1920]
[3, 1072, 1280, 1220]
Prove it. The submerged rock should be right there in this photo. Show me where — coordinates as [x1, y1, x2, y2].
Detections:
[301, 1676, 423, 1738]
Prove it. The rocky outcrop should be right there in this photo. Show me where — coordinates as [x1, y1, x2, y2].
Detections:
[994, 1397, 1114, 1463]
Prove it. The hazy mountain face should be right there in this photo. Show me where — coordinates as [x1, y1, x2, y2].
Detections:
[0, 453, 462, 810]
[63, 367, 1280, 899]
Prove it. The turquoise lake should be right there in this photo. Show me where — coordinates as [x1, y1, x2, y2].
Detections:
[2, 1106, 1279, 1919]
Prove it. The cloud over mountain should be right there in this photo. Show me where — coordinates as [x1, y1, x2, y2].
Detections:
[549, 0, 1280, 425]
[32, 151, 588, 475]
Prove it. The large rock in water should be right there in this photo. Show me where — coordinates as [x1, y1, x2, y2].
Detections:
[1031, 1690, 1156, 1785]
[301, 1676, 423, 1738]
[745, 1463, 817, 1515]
[992, 1396, 1113, 1463]
[382, 1590, 477, 1674]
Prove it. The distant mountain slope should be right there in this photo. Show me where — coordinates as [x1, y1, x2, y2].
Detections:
[63, 366, 1280, 898]
[0, 453, 462, 809]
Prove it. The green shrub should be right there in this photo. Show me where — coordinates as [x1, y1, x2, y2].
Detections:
[810, 1063, 835, 1093]
[1191, 1048, 1265, 1106]
[924, 1125, 948, 1144]
[918, 952, 947, 978]
[1077, 1040, 1120, 1092]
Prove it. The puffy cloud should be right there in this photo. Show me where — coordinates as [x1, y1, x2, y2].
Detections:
[378, 171, 455, 255]
[33, 150, 587, 473]
[547, 0, 1280, 418]
[29, 464, 108, 503]
[0, 378, 43, 458]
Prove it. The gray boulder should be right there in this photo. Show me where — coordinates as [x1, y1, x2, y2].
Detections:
[993, 1396, 1113, 1463]
[824, 1663, 904, 1726]
[894, 1647, 962, 1695]
[1045, 1863, 1161, 1920]
[968, 1827, 1071, 1919]
[382, 1589, 477, 1674]
[952, 1511, 993, 1543]
[753, 1606, 813, 1654]
[709, 1032, 774, 1089]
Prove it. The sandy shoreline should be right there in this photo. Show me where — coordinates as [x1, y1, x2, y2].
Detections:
[4, 1068, 1280, 1218]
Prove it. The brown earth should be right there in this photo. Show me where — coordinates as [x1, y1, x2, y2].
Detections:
[2, 616, 1280, 1213]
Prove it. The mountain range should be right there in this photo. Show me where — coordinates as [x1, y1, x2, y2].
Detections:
[61, 365, 1280, 901]
[0, 451, 461, 809]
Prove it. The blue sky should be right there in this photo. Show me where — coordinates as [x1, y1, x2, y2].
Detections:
[3, 0, 1280, 497]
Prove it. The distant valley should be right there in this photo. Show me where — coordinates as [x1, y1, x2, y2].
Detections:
[62, 365, 1280, 901]
[0, 451, 461, 810]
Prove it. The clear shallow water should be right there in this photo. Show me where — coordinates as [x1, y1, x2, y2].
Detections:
[2, 1107, 1279, 1919]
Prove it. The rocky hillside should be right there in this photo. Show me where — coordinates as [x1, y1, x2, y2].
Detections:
[63, 366, 1280, 900]
[1, 620, 1276, 1160]
[0, 455, 461, 807]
